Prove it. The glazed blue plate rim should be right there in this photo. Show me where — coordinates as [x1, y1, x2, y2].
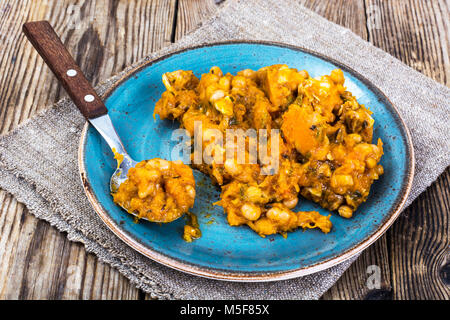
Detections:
[78, 41, 414, 281]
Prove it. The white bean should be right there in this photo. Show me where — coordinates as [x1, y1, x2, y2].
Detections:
[224, 159, 240, 175]
[283, 197, 298, 209]
[209, 90, 225, 102]
[266, 207, 291, 223]
[241, 203, 261, 221]
[338, 205, 353, 218]
[185, 185, 196, 199]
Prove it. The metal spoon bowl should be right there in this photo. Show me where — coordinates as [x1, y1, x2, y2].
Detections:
[88, 115, 138, 194]
[91, 115, 183, 223]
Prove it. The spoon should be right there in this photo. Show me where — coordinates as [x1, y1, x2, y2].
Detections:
[22, 21, 160, 221]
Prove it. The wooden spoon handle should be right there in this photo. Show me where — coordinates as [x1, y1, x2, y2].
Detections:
[23, 21, 107, 119]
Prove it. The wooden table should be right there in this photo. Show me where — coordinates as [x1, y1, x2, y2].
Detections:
[0, 0, 448, 300]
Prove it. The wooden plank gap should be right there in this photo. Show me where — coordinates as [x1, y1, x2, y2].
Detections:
[170, 0, 179, 43]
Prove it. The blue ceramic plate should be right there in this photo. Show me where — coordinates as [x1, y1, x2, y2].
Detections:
[79, 42, 414, 281]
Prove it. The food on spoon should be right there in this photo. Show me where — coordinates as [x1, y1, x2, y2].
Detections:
[153, 64, 384, 237]
[112, 158, 196, 223]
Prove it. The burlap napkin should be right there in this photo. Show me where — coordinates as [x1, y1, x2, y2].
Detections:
[0, 0, 449, 299]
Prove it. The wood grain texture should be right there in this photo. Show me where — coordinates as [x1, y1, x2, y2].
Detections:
[389, 168, 449, 300]
[175, 0, 218, 41]
[298, 0, 368, 40]
[23, 21, 109, 119]
[0, 0, 448, 300]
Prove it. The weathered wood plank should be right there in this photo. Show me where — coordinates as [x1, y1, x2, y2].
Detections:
[0, 0, 176, 300]
[389, 169, 449, 300]
[365, 0, 449, 85]
[175, 0, 218, 41]
[322, 236, 394, 300]
[365, 0, 449, 300]
[298, 0, 368, 40]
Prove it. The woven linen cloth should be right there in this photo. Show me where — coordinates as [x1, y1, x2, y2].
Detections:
[1, 0, 449, 299]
